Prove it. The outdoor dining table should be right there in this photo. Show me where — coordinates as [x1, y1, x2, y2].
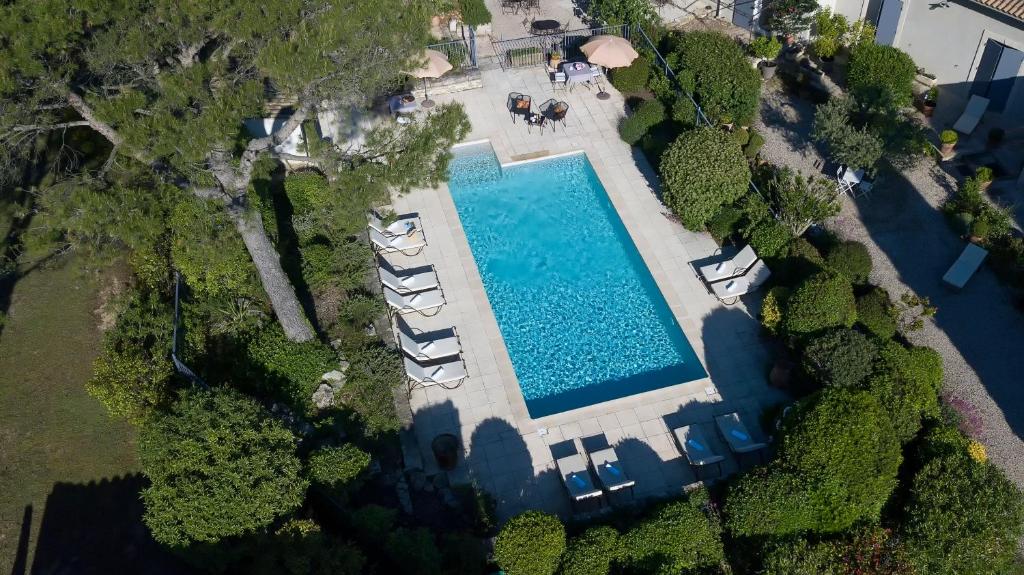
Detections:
[530, 19, 561, 35]
[560, 62, 592, 91]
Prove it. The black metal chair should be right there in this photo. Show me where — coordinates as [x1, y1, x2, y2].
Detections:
[540, 99, 569, 132]
[507, 92, 532, 124]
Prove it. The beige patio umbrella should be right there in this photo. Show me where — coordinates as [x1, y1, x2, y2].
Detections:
[580, 35, 639, 100]
[409, 49, 453, 109]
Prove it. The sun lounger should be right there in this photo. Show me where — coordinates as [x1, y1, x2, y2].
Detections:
[368, 212, 422, 238]
[699, 245, 758, 283]
[383, 285, 445, 316]
[952, 95, 989, 135]
[398, 327, 461, 361]
[556, 453, 603, 503]
[674, 425, 725, 479]
[378, 264, 439, 294]
[369, 228, 426, 256]
[942, 242, 988, 289]
[710, 259, 771, 304]
[715, 412, 766, 455]
[404, 355, 467, 389]
[588, 447, 635, 493]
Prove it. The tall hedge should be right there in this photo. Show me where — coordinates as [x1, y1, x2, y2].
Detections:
[825, 240, 872, 283]
[670, 31, 762, 125]
[557, 526, 621, 575]
[856, 287, 898, 340]
[802, 328, 878, 388]
[610, 57, 651, 94]
[848, 43, 917, 111]
[866, 342, 943, 443]
[494, 511, 566, 575]
[620, 496, 725, 573]
[902, 426, 1024, 575]
[660, 127, 751, 230]
[782, 271, 857, 336]
[619, 99, 665, 145]
[726, 388, 901, 536]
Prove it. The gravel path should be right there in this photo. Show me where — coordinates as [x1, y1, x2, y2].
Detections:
[755, 82, 1024, 487]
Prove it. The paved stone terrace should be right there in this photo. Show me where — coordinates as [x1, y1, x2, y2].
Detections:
[387, 64, 787, 520]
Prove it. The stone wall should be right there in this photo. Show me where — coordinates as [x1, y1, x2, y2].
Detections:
[414, 67, 483, 100]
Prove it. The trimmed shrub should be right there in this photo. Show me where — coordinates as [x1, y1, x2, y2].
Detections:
[620, 496, 725, 573]
[783, 271, 857, 336]
[245, 324, 338, 412]
[284, 171, 331, 216]
[591, 0, 659, 26]
[610, 57, 651, 94]
[557, 526, 621, 575]
[494, 511, 566, 575]
[866, 342, 943, 442]
[349, 504, 397, 544]
[826, 240, 872, 283]
[848, 43, 918, 111]
[457, 0, 491, 26]
[726, 388, 901, 536]
[744, 128, 765, 159]
[660, 127, 751, 230]
[773, 237, 825, 286]
[802, 328, 878, 387]
[731, 127, 751, 147]
[762, 527, 913, 575]
[386, 528, 443, 575]
[308, 444, 371, 492]
[619, 99, 666, 145]
[706, 205, 744, 244]
[856, 287, 898, 340]
[902, 426, 1024, 575]
[670, 31, 762, 125]
[745, 218, 793, 259]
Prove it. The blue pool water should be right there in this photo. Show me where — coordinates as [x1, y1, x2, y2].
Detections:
[447, 145, 706, 418]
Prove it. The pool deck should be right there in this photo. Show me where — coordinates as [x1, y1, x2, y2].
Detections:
[387, 63, 787, 520]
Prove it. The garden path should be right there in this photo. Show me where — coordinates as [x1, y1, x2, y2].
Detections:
[755, 81, 1024, 486]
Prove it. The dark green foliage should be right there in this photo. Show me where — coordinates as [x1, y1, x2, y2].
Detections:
[139, 389, 306, 547]
[902, 426, 1024, 575]
[670, 31, 762, 125]
[440, 533, 489, 575]
[768, 0, 820, 36]
[706, 205, 744, 244]
[335, 341, 403, 436]
[557, 526, 621, 575]
[171, 197, 262, 299]
[866, 342, 943, 442]
[825, 240, 872, 283]
[591, 0, 659, 26]
[944, 176, 1013, 242]
[620, 99, 666, 145]
[762, 527, 913, 575]
[732, 127, 751, 147]
[848, 43, 918, 111]
[744, 129, 765, 159]
[767, 166, 841, 235]
[308, 444, 371, 493]
[610, 58, 651, 94]
[745, 218, 793, 259]
[248, 519, 366, 575]
[660, 127, 751, 230]
[726, 388, 901, 536]
[620, 495, 725, 574]
[783, 271, 857, 336]
[812, 96, 885, 172]
[803, 328, 878, 387]
[285, 172, 331, 217]
[773, 237, 825, 286]
[386, 528, 443, 575]
[457, 0, 491, 26]
[349, 504, 397, 543]
[856, 287, 898, 340]
[245, 324, 337, 412]
[494, 511, 566, 575]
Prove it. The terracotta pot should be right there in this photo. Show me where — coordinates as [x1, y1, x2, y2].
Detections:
[922, 102, 936, 117]
[979, 180, 992, 192]
[940, 142, 956, 157]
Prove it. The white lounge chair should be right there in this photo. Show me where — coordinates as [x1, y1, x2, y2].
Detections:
[942, 242, 988, 289]
[710, 259, 771, 304]
[404, 355, 467, 389]
[715, 413, 767, 459]
[383, 285, 445, 316]
[952, 95, 990, 135]
[588, 447, 635, 494]
[674, 424, 725, 479]
[556, 453, 603, 506]
[699, 245, 758, 283]
[378, 264, 439, 294]
[369, 228, 426, 256]
[397, 327, 461, 361]
[368, 212, 422, 238]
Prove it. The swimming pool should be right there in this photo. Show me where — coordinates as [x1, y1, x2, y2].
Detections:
[447, 144, 706, 418]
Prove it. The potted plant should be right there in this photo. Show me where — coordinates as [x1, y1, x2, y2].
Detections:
[976, 166, 994, 191]
[750, 35, 783, 79]
[940, 129, 958, 158]
[549, 49, 561, 69]
[720, 114, 734, 131]
[922, 87, 937, 117]
[987, 127, 1004, 148]
[813, 8, 847, 72]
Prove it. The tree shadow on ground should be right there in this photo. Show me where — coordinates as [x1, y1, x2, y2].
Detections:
[29, 475, 194, 575]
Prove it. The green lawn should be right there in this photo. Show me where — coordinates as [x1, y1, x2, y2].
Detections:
[0, 260, 139, 572]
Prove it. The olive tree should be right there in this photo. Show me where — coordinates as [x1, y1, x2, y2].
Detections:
[0, 0, 440, 341]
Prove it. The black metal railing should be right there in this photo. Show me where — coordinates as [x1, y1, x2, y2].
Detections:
[427, 26, 478, 70]
[490, 24, 630, 71]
